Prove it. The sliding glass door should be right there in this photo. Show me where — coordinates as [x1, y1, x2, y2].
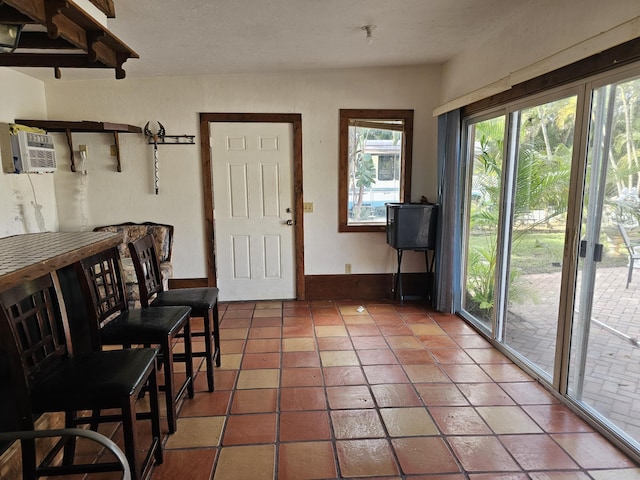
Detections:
[568, 73, 640, 445]
[461, 92, 578, 380]
[459, 65, 640, 454]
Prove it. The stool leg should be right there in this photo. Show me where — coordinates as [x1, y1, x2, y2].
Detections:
[184, 318, 195, 398]
[162, 337, 178, 434]
[203, 309, 215, 392]
[213, 303, 221, 367]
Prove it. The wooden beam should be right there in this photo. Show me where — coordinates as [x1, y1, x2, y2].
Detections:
[88, 0, 115, 18]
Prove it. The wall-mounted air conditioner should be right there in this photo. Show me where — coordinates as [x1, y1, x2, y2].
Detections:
[12, 130, 57, 173]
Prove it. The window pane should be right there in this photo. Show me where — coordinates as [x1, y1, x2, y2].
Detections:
[462, 116, 506, 330]
[348, 125, 402, 224]
[338, 109, 413, 232]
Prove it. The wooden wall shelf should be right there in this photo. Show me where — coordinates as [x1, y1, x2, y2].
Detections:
[16, 119, 141, 172]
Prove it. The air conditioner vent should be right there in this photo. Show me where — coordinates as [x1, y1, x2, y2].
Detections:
[11, 130, 57, 173]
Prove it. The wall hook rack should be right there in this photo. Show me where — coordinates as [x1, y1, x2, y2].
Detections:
[146, 135, 195, 145]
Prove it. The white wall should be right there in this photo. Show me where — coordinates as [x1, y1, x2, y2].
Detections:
[44, 66, 441, 279]
[439, 0, 640, 109]
[0, 70, 57, 237]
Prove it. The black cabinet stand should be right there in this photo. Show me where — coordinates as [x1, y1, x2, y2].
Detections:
[393, 248, 435, 305]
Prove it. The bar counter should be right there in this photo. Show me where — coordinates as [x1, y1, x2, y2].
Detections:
[0, 231, 122, 292]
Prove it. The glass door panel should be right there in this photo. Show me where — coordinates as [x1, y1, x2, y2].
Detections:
[569, 75, 640, 447]
[502, 96, 577, 380]
[462, 116, 506, 333]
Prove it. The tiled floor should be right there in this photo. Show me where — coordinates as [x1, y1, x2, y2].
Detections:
[81, 299, 640, 479]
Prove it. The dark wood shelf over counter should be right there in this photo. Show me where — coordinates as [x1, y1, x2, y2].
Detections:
[16, 119, 142, 172]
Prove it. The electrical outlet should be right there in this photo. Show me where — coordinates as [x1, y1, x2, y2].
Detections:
[303, 202, 314, 213]
[345, 263, 352, 274]
[78, 144, 87, 153]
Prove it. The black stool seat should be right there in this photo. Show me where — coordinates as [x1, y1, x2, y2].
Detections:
[33, 348, 158, 412]
[151, 288, 218, 310]
[100, 306, 192, 345]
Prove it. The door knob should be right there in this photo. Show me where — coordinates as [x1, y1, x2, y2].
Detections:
[286, 219, 294, 226]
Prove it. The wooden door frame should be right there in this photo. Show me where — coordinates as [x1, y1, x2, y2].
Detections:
[199, 113, 305, 300]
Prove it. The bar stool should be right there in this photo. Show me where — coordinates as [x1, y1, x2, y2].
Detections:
[129, 234, 221, 392]
[75, 246, 194, 434]
[0, 273, 162, 480]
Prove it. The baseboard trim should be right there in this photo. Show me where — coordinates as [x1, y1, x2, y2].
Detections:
[170, 273, 431, 301]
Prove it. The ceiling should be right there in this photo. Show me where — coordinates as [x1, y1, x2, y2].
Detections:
[13, 0, 526, 81]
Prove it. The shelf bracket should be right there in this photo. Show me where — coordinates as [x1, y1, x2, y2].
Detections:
[113, 132, 122, 172]
[65, 128, 75, 172]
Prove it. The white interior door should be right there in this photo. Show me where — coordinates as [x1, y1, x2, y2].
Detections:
[211, 122, 295, 301]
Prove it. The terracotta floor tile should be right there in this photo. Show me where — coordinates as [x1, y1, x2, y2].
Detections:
[331, 409, 386, 438]
[499, 381, 560, 405]
[380, 407, 439, 436]
[323, 366, 367, 386]
[392, 437, 460, 475]
[465, 348, 513, 363]
[357, 348, 398, 365]
[378, 324, 414, 336]
[236, 369, 280, 389]
[363, 364, 410, 384]
[280, 386, 327, 411]
[219, 327, 249, 340]
[164, 416, 225, 448]
[448, 436, 520, 471]
[217, 353, 242, 370]
[320, 350, 360, 366]
[351, 336, 388, 349]
[144, 300, 639, 480]
[244, 338, 281, 353]
[394, 349, 435, 364]
[552, 433, 637, 469]
[282, 351, 321, 367]
[248, 326, 282, 339]
[230, 388, 278, 413]
[415, 384, 469, 406]
[476, 406, 542, 434]
[282, 325, 314, 337]
[317, 336, 354, 350]
[481, 363, 533, 382]
[279, 410, 331, 441]
[429, 406, 492, 435]
[240, 352, 281, 369]
[501, 434, 579, 470]
[371, 383, 422, 407]
[280, 367, 323, 387]
[278, 441, 337, 480]
[458, 383, 516, 406]
[152, 447, 216, 480]
[219, 338, 246, 354]
[523, 404, 593, 433]
[327, 385, 375, 409]
[315, 325, 349, 337]
[179, 391, 231, 417]
[386, 335, 424, 350]
[213, 445, 275, 480]
[441, 364, 494, 383]
[429, 348, 475, 364]
[336, 439, 400, 477]
[222, 413, 277, 445]
[282, 337, 317, 352]
[346, 324, 381, 336]
[420, 335, 461, 349]
[403, 364, 450, 383]
[409, 323, 447, 336]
